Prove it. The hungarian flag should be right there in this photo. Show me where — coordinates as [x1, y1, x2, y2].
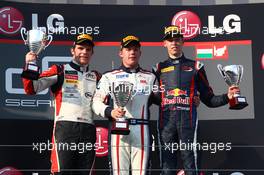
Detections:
[196, 45, 213, 59]
[195, 43, 229, 60]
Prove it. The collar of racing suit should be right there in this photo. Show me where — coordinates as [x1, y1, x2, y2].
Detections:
[119, 64, 141, 73]
[70, 60, 89, 73]
[168, 53, 185, 64]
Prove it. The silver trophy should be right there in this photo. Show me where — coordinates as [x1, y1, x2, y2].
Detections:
[217, 64, 248, 109]
[21, 28, 52, 55]
[20, 28, 52, 80]
[111, 82, 133, 135]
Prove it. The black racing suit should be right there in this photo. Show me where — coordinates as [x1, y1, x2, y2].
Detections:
[152, 55, 229, 175]
[22, 60, 100, 175]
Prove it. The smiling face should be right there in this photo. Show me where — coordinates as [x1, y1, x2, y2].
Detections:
[163, 37, 184, 58]
[119, 45, 141, 69]
[71, 43, 93, 65]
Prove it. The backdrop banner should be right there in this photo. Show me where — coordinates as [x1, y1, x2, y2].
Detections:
[0, 2, 263, 175]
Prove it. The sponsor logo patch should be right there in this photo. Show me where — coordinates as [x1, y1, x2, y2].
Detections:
[65, 74, 78, 80]
[116, 74, 129, 79]
[140, 79, 147, 84]
[167, 88, 188, 97]
[162, 97, 190, 105]
[65, 70, 78, 75]
[85, 72, 96, 81]
[161, 66, 174, 73]
[85, 92, 93, 98]
[182, 66, 193, 72]
[65, 79, 78, 84]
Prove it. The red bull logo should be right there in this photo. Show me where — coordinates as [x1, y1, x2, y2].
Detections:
[167, 88, 187, 97]
[163, 97, 190, 105]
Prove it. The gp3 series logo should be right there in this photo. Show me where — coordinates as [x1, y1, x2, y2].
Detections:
[5, 56, 71, 95]
[5, 57, 71, 107]
[171, 11, 241, 39]
[0, 7, 24, 35]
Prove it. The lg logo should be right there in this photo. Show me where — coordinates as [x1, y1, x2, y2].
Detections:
[171, 10, 241, 39]
[208, 14, 241, 35]
[172, 11, 201, 40]
[176, 171, 245, 175]
[95, 127, 108, 157]
[213, 173, 244, 175]
[261, 53, 264, 70]
[0, 7, 24, 35]
[5, 56, 71, 95]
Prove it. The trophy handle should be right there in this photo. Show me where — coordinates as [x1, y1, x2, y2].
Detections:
[217, 64, 226, 78]
[20, 27, 27, 45]
[44, 35, 53, 49]
[237, 65, 243, 86]
[217, 64, 232, 86]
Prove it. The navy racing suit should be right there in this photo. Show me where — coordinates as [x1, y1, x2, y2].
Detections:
[152, 55, 229, 175]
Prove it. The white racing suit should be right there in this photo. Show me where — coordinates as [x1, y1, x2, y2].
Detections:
[92, 65, 159, 175]
[22, 60, 100, 175]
